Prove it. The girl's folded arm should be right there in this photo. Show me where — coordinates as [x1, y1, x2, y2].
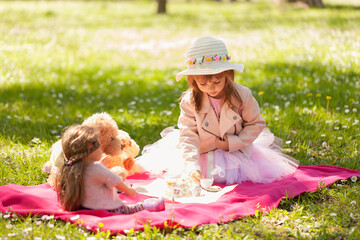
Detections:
[227, 88, 266, 153]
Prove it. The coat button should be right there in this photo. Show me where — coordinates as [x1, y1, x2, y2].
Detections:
[205, 122, 209, 126]
[233, 116, 237, 120]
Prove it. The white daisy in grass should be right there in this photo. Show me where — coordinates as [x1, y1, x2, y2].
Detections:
[350, 176, 357, 183]
[70, 215, 80, 221]
[86, 237, 96, 240]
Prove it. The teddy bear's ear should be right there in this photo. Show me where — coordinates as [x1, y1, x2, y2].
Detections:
[82, 112, 119, 132]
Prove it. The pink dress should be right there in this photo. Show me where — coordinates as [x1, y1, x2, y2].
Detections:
[82, 163, 124, 210]
[136, 96, 298, 185]
[198, 96, 298, 185]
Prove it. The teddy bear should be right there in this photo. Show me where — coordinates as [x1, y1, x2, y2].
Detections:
[81, 112, 142, 179]
[44, 112, 143, 188]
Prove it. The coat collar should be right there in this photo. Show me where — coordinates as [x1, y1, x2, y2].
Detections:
[198, 92, 241, 114]
[199, 93, 241, 138]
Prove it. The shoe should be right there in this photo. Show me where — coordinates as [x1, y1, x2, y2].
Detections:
[143, 198, 165, 212]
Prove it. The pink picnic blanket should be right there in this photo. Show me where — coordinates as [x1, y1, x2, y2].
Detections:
[1, 165, 359, 234]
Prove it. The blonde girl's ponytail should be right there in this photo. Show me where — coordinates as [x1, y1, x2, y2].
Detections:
[55, 125, 99, 211]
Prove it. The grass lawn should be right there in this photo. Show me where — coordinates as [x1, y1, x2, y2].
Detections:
[0, 0, 359, 239]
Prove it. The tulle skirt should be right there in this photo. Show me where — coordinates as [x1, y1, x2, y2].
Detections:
[135, 127, 299, 185]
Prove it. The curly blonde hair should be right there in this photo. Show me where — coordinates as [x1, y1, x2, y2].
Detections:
[182, 70, 242, 111]
[55, 124, 99, 211]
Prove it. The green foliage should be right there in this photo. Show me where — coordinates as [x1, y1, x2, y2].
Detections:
[0, 0, 359, 239]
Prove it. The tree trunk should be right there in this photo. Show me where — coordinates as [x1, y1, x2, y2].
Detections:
[157, 0, 166, 14]
[304, 0, 323, 7]
[312, 0, 324, 7]
[286, 0, 323, 7]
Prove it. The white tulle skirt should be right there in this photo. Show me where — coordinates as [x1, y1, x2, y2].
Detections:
[135, 127, 299, 185]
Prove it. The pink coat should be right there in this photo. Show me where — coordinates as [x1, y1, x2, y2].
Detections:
[178, 82, 266, 175]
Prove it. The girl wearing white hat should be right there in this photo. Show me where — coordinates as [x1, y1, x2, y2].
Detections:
[137, 37, 298, 187]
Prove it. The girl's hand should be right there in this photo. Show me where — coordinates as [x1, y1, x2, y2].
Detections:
[116, 182, 136, 198]
[190, 170, 203, 185]
[125, 187, 137, 198]
[215, 135, 229, 151]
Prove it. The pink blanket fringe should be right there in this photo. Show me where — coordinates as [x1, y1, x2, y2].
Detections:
[1, 165, 359, 234]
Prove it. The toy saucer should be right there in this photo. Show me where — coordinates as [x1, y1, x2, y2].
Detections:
[203, 185, 222, 192]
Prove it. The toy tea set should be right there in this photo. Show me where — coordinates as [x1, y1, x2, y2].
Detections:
[164, 176, 221, 200]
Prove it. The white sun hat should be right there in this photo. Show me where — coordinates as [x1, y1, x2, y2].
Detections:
[176, 36, 245, 81]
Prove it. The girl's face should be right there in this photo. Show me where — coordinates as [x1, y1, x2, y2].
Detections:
[85, 143, 102, 164]
[193, 72, 227, 99]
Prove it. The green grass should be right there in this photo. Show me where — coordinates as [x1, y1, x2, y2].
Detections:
[0, 0, 359, 238]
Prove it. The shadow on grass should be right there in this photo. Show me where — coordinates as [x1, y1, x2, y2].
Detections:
[0, 65, 186, 146]
[324, 4, 360, 11]
[3, 1, 360, 34]
[1, 60, 358, 147]
[164, 1, 360, 31]
[243, 61, 359, 102]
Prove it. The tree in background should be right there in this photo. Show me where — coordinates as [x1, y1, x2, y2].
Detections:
[157, 0, 167, 13]
[286, 0, 323, 7]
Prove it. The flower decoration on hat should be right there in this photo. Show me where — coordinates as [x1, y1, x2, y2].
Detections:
[196, 57, 203, 64]
[186, 54, 231, 67]
[221, 56, 227, 62]
[204, 56, 212, 63]
[187, 58, 195, 66]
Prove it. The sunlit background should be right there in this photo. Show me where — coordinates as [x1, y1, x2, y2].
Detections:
[0, 0, 359, 238]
